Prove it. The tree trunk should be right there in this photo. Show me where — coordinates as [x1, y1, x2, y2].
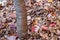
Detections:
[14, 0, 27, 40]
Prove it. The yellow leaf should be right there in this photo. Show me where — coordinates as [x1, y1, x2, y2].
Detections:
[48, 0, 53, 2]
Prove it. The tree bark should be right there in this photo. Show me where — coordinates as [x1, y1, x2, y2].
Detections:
[14, 0, 27, 40]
